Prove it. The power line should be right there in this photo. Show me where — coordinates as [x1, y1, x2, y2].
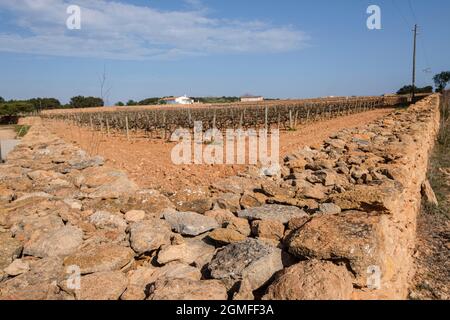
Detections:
[391, 0, 412, 29]
[407, 0, 419, 23]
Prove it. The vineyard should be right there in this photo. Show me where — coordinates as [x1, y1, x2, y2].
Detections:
[42, 95, 412, 138]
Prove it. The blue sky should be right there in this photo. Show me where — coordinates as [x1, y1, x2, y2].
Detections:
[0, 0, 449, 104]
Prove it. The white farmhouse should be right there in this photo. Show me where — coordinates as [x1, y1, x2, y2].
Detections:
[162, 95, 194, 105]
[240, 95, 264, 102]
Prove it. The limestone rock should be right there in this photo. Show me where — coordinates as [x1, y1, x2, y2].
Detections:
[208, 238, 283, 290]
[226, 217, 251, 236]
[286, 212, 385, 286]
[0, 232, 22, 269]
[122, 263, 202, 300]
[75, 271, 127, 300]
[168, 186, 212, 213]
[215, 193, 241, 213]
[318, 203, 342, 215]
[4, 259, 30, 276]
[208, 228, 247, 245]
[157, 239, 216, 268]
[421, 180, 438, 206]
[63, 243, 134, 274]
[88, 211, 127, 230]
[237, 204, 307, 224]
[124, 210, 146, 223]
[204, 209, 236, 227]
[163, 210, 219, 236]
[240, 191, 266, 209]
[211, 176, 260, 195]
[251, 219, 285, 241]
[329, 184, 402, 214]
[263, 260, 353, 300]
[148, 278, 228, 300]
[129, 219, 172, 254]
[23, 225, 83, 258]
[0, 257, 64, 300]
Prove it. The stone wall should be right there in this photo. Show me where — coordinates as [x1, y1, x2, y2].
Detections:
[0, 95, 441, 300]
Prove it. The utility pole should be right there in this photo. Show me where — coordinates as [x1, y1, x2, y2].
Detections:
[411, 24, 418, 102]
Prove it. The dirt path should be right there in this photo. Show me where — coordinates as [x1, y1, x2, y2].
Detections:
[44, 108, 394, 193]
[0, 126, 17, 140]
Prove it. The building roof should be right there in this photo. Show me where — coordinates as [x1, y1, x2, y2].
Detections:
[241, 94, 262, 97]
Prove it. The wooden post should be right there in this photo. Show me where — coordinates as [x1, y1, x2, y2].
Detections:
[289, 109, 293, 129]
[106, 118, 110, 136]
[125, 115, 129, 140]
[264, 106, 268, 131]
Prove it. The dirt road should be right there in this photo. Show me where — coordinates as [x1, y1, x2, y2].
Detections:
[0, 126, 17, 140]
[45, 108, 394, 193]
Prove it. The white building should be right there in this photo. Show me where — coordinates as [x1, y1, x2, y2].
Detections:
[240, 95, 264, 102]
[162, 95, 194, 105]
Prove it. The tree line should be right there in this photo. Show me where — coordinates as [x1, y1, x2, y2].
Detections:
[0, 96, 104, 116]
[397, 71, 450, 95]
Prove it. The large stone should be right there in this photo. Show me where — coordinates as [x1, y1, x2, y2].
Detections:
[263, 260, 353, 300]
[69, 156, 104, 170]
[4, 259, 30, 276]
[88, 211, 127, 230]
[157, 239, 216, 268]
[163, 210, 219, 236]
[226, 217, 251, 236]
[23, 225, 83, 258]
[204, 209, 237, 227]
[129, 219, 172, 254]
[286, 212, 385, 286]
[148, 278, 228, 300]
[81, 166, 139, 199]
[329, 184, 402, 214]
[251, 219, 285, 241]
[215, 193, 241, 213]
[0, 232, 22, 269]
[208, 228, 247, 245]
[122, 263, 201, 300]
[63, 243, 135, 274]
[318, 203, 342, 215]
[237, 204, 307, 224]
[75, 271, 127, 300]
[0, 257, 64, 300]
[211, 176, 260, 195]
[10, 214, 64, 242]
[124, 210, 145, 223]
[421, 180, 438, 206]
[168, 186, 212, 213]
[208, 238, 283, 290]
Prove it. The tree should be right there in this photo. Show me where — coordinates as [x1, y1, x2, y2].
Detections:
[126, 100, 138, 106]
[28, 98, 61, 110]
[138, 97, 161, 105]
[69, 96, 104, 108]
[0, 101, 34, 116]
[115, 101, 125, 106]
[397, 85, 433, 95]
[433, 71, 450, 92]
[0, 97, 4, 103]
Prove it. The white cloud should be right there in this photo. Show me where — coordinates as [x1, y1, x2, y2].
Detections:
[0, 0, 308, 60]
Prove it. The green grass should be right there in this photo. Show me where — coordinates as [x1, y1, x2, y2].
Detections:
[14, 125, 31, 138]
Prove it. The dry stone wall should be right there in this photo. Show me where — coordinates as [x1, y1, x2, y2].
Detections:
[0, 95, 441, 300]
